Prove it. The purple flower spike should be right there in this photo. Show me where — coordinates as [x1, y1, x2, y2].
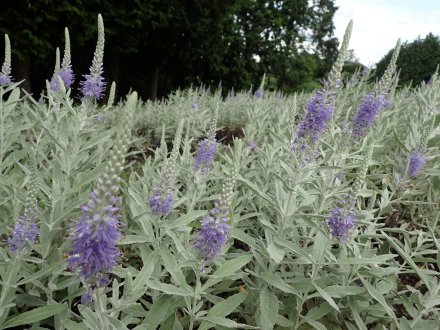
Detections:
[9, 162, 39, 253]
[327, 206, 356, 243]
[295, 91, 333, 144]
[0, 73, 11, 86]
[59, 67, 74, 89]
[81, 15, 105, 100]
[49, 76, 61, 92]
[67, 189, 121, 285]
[8, 215, 39, 253]
[194, 138, 217, 173]
[60, 28, 74, 89]
[149, 188, 174, 217]
[408, 150, 426, 177]
[352, 94, 391, 137]
[0, 35, 12, 87]
[194, 179, 234, 263]
[81, 74, 106, 100]
[254, 88, 263, 98]
[194, 210, 229, 261]
[81, 288, 93, 305]
[67, 92, 137, 303]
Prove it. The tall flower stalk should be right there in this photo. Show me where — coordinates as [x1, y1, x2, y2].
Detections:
[49, 28, 74, 92]
[327, 146, 373, 243]
[81, 14, 105, 100]
[407, 115, 434, 178]
[408, 150, 426, 178]
[254, 73, 266, 99]
[59, 28, 74, 89]
[67, 92, 137, 303]
[0, 34, 12, 86]
[194, 101, 219, 174]
[49, 47, 61, 92]
[149, 120, 184, 218]
[352, 39, 401, 137]
[8, 160, 39, 253]
[292, 20, 353, 154]
[194, 169, 236, 266]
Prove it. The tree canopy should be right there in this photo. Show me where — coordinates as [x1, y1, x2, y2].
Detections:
[375, 33, 440, 87]
[0, 0, 339, 99]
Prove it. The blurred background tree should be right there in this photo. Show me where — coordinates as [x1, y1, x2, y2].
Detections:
[0, 0, 339, 99]
[375, 33, 440, 86]
[341, 49, 365, 81]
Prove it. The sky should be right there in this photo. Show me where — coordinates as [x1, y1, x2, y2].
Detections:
[333, 0, 440, 66]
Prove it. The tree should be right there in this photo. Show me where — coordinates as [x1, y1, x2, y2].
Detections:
[0, 0, 339, 99]
[375, 33, 440, 86]
[216, 0, 339, 93]
[341, 49, 366, 81]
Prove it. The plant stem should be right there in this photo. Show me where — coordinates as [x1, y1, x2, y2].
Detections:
[188, 271, 201, 330]
[94, 288, 109, 330]
[0, 255, 20, 319]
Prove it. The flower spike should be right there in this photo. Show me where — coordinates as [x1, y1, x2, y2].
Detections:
[59, 28, 74, 88]
[9, 159, 39, 253]
[352, 39, 400, 137]
[0, 34, 12, 86]
[68, 92, 137, 303]
[149, 120, 184, 217]
[81, 14, 106, 100]
[293, 20, 353, 155]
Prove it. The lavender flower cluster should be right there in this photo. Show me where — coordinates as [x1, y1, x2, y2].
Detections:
[193, 203, 230, 261]
[327, 205, 356, 243]
[194, 137, 217, 174]
[352, 94, 391, 137]
[0, 35, 12, 86]
[67, 187, 121, 302]
[67, 92, 137, 303]
[149, 187, 174, 217]
[294, 91, 333, 145]
[327, 147, 374, 243]
[194, 176, 234, 263]
[50, 29, 74, 92]
[194, 101, 219, 174]
[351, 40, 400, 138]
[408, 149, 426, 177]
[8, 214, 39, 253]
[292, 21, 352, 155]
[80, 14, 106, 100]
[254, 88, 264, 99]
[149, 120, 184, 217]
[8, 162, 39, 253]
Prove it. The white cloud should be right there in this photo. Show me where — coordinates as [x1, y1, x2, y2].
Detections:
[334, 0, 440, 65]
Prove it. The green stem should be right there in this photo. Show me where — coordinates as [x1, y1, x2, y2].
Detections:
[94, 288, 109, 330]
[154, 218, 161, 247]
[188, 271, 201, 330]
[0, 255, 21, 319]
[151, 219, 162, 303]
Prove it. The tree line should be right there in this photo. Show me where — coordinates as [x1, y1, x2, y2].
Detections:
[2, 1, 437, 100]
[0, 0, 338, 99]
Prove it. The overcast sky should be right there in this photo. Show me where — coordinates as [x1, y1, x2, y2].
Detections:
[333, 0, 440, 66]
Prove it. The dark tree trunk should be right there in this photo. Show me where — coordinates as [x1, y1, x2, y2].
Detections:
[14, 56, 31, 93]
